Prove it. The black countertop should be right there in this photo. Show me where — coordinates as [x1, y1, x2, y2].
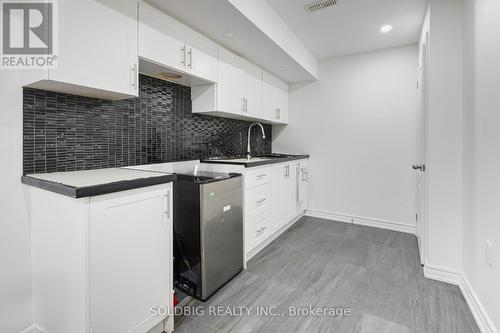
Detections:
[201, 154, 310, 168]
[22, 168, 177, 198]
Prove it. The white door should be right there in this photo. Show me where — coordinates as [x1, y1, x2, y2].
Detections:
[50, 0, 138, 97]
[139, 2, 186, 73]
[89, 185, 172, 333]
[185, 28, 218, 82]
[414, 33, 429, 265]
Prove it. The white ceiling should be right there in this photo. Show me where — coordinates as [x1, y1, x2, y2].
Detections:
[266, 0, 428, 59]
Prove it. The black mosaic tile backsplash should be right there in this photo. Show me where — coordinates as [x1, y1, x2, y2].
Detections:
[23, 74, 272, 174]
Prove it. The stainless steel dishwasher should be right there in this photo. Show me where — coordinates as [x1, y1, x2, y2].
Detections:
[173, 171, 243, 301]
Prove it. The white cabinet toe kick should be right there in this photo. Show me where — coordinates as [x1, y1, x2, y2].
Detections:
[201, 158, 309, 263]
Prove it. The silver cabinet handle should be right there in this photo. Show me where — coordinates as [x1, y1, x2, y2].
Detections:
[164, 190, 171, 219]
[187, 48, 193, 69]
[181, 46, 186, 66]
[257, 226, 267, 233]
[412, 164, 426, 171]
[241, 97, 246, 113]
[301, 168, 308, 182]
[130, 63, 138, 89]
[256, 174, 267, 179]
[256, 198, 266, 205]
[276, 108, 280, 120]
[245, 98, 248, 112]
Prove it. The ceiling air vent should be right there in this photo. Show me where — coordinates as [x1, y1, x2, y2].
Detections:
[304, 0, 340, 13]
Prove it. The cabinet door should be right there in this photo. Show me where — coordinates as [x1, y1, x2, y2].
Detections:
[289, 161, 302, 220]
[50, 0, 138, 97]
[298, 159, 309, 213]
[139, 2, 186, 73]
[186, 28, 218, 82]
[263, 71, 289, 123]
[89, 184, 172, 333]
[217, 47, 246, 115]
[271, 163, 288, 230]
[241, 59, 263, 117]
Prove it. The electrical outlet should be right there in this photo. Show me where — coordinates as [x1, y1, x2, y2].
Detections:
[485, 240, 493, 268]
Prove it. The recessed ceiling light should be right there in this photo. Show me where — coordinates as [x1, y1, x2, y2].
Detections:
[380, 25, 393, 33]
[223, 31, 235, 38]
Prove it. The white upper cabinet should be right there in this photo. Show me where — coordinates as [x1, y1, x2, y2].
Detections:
[216, 47, 262, 117]
[192, 47, 264, 121]
[185, 28, 218, 82]
[138, 2, 217, 82]
[263, 71, 289, 124]
[27, 0, 139, 100]
[216, 47, 248, 114]
[241, 59, 263, 116]
[192, 48, 290, 124]
[139, 2, 186, 73]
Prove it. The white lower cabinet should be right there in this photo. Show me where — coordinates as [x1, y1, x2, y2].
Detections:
[242, 159, 309, 257]
[30, 184, 174, 333]
[272, 160, 308, 231]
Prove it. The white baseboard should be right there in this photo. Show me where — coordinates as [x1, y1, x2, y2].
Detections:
[246, 213, 304, 261]
[305, 209, 416, 234]
[423, 264, 462, 285]
[459, 274, 498, 333]
[424, 264, 497, 333]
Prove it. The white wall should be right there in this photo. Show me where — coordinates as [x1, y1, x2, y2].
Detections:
[0, 70, 44, 332]
[424, 0, 464, 273]
[463, 0, 500, 330]
[273, 45, 418, 229]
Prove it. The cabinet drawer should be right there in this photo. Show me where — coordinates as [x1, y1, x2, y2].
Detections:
[245, 183, 271, 218]
[246, 213, 272, 252]
[245, 166, 272, 189]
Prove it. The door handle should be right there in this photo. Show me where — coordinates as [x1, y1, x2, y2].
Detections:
[412, 164, 426, 171]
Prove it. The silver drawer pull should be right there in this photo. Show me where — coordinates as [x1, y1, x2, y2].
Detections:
[257, 226, 267, 233]
[301, 168, 308, 182]
[256, 174, 267, 179]
[256, 198, 267, 205]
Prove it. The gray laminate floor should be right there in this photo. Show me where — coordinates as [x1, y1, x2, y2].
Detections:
[174, 216, 480, 333]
